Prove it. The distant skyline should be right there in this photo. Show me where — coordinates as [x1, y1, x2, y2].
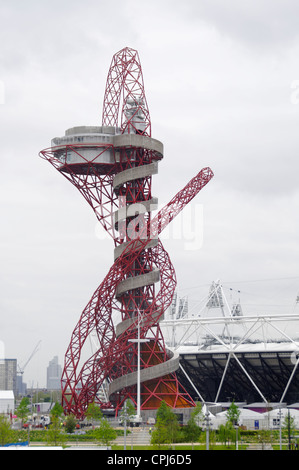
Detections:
[1, 0, 299, 387]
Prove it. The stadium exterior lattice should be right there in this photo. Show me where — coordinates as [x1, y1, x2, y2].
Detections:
[161, 281, 299, 406]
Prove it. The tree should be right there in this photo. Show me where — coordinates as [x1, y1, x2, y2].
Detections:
[47, 402, 66, 447]
[94, 418, 117, 448]
[0, 415, 13, 446]
[184, 402, 203, 445]
[119, 399, 136, 450]
[86, 402, 103, 426]
[225, 402, 241, 448]
[47, 416, 66, 447]
[191, 402, 204, 425]
[50, 402, 64, 419]
[283, 411, 296, 450]
[226, 401, 241, 426]
[65, 414, 77, 434]
[151, 423, 170, 449]
[16, 397, 30, 426]
[218, 422, 235, 447]
[119, 399, 136, 426]
[151, 401, 180, 449]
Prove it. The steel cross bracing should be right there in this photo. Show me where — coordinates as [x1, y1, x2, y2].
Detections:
[40, 47, 213, 417]
[102, 47, 151, 136]
[162, 282, 299, 405]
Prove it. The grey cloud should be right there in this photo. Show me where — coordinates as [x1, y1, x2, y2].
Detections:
[1, 0, 299, 386]
[184, 0, 299, 49]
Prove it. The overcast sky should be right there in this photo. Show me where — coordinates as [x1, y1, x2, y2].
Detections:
[1, 0, 299, 387]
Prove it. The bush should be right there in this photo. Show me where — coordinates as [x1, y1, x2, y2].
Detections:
[151, 401, 181, 448]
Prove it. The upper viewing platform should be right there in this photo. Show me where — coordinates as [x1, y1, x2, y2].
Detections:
[50, 125, 163, 174]
[51, 125, 119, 147]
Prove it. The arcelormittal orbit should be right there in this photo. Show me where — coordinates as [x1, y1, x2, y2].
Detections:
[40, 47, 213, 418]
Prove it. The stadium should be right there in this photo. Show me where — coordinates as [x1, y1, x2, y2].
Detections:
[161, 280, 299, 406]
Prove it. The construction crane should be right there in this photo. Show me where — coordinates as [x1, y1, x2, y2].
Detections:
[17, 340, 41, 377]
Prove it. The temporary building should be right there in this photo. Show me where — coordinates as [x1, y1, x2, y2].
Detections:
[213, 407, 267, 430]
[0, 390, 14, 414]
[262, 407, 299, 429]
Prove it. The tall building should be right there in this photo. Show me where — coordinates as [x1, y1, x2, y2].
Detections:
[0, 359, 17, 395]
[47, 356, 62, 390]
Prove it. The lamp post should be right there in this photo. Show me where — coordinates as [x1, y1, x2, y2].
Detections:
[123, 400, 128, 450]
[234, 423, 239, 450]
[287, 410, 291, 450]
[277, 408, 283, 450]
[203, 406, 211, 450]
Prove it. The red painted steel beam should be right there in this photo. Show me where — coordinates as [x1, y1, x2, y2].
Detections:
[40, 47, 214, 418]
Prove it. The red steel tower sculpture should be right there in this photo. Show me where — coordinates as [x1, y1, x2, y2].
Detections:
[40, 47, 213, 418]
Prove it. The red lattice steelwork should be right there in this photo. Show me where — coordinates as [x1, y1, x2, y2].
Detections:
[40, 47, 214, 417]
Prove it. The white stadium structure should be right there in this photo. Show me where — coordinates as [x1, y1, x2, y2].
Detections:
[161, 280, 299, 406]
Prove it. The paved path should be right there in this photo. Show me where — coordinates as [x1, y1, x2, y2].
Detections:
[115, 426, 151, 448]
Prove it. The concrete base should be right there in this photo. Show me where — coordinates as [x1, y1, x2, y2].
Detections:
[140, 406, 194, 426]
